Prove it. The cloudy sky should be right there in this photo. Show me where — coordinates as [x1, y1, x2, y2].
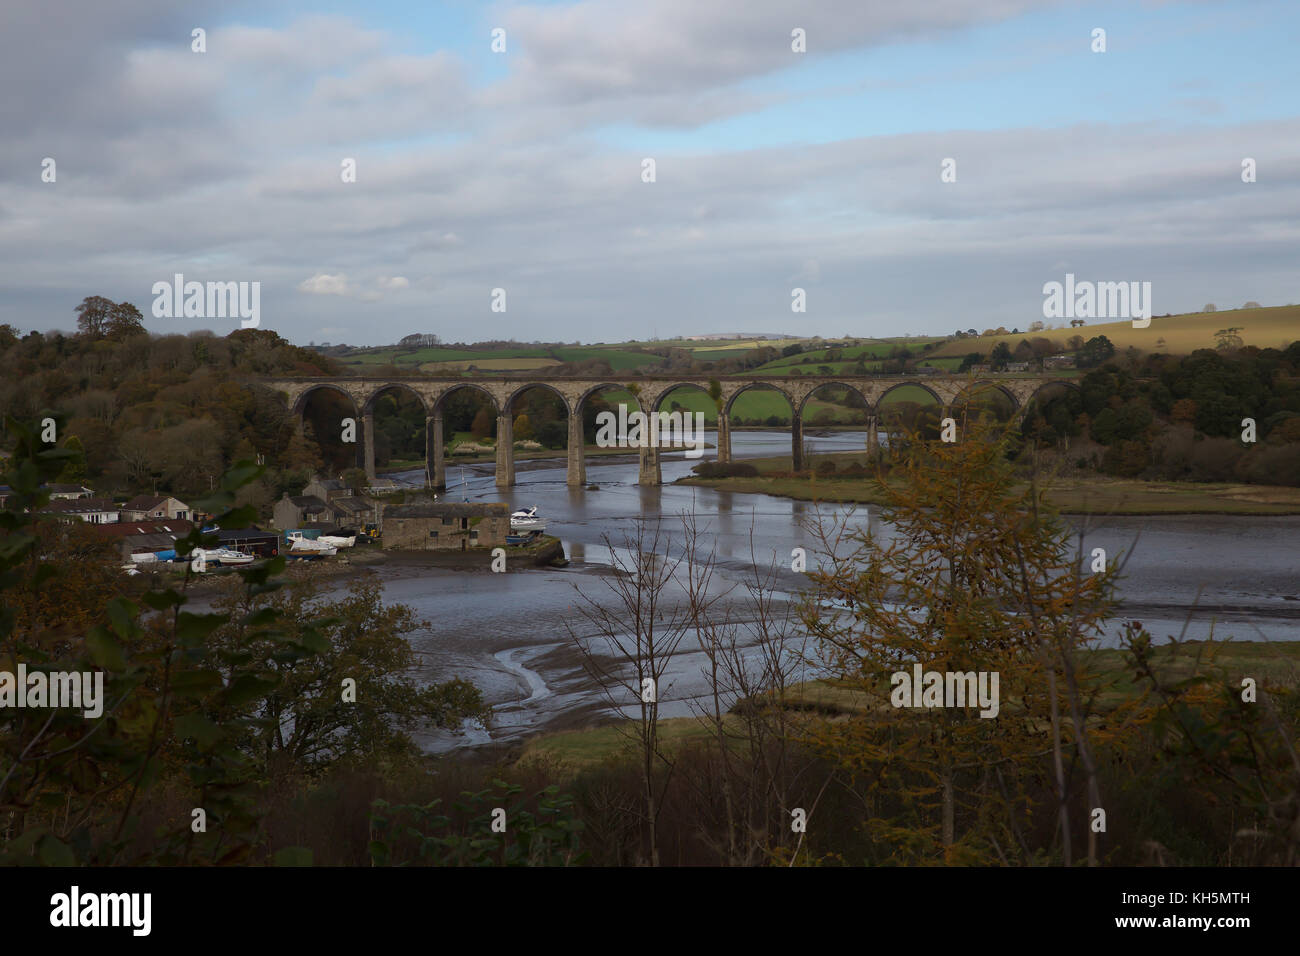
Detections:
[2, 0, 1297, 346]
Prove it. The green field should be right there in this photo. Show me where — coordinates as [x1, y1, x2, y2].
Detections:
[336, 343, 668, 372]
[550, 347, 668, 369]
[753, 338, 947, 373]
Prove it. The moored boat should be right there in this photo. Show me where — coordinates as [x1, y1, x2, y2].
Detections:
[506, 530, 543, 546]
[510, 506, 546, 533]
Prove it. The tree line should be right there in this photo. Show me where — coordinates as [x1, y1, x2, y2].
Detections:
[1022, 342, 1300, 485]
[0, 299, 342, 509]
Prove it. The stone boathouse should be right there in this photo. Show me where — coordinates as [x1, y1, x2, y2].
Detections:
[380, 502, 510, 551]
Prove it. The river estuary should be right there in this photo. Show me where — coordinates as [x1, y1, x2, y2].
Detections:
[336, 429, 1299, 752]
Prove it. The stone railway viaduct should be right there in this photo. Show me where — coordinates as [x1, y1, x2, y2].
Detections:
[262, 375, 1077, 488]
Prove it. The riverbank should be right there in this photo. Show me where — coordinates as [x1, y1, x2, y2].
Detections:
[676, 451, 1300, 515]
[142, 535, 569, 596]
[516, 638, 1300, 772]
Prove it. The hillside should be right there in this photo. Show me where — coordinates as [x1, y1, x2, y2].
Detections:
[324, 335, 947, 377]
[930, 305, 1299, 359]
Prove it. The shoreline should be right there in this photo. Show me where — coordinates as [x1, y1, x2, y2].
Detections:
[138, 535, 569, 594]
[675, 469, 1300, 517]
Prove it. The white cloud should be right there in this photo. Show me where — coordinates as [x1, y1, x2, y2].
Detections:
[298, 273, 353, 296]
[298, 273, 407, 301]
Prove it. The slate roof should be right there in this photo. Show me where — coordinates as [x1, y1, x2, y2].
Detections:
[288, 495, 330, 510]
[384, 503, 508, 518]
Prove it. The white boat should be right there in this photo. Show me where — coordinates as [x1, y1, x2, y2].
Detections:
[510, 506, 546, 533]
[318, 534, 355, 549]
[285, 532, 337, 557]
[211, 548, 255, 565]
[288, 543, 336, 558]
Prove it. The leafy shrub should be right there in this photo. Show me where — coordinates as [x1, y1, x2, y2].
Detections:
[369, 781, 584, 866]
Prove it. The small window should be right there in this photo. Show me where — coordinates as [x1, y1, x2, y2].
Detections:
[429, 531, 438, 538]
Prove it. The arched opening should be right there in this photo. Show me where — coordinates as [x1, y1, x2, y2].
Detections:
[577, 383, 644, 447]
[506, 383, 570, 454]
[293, 384, 359, 476]
[1020, 381, 1084, 449]
[363, 384, 428, 481]
[435, 384, 500, 461]
[798, 382, 870, 475]
[951, 381, 1017, 426]
[577, 383, 647, 484]
[653, 383, 718, 424]
[432, 383, 501, 490]
[647, 383, 719, 470]
[726, 383, 793, 429]
[877, 383, 943, 443]
[725, 383, 799, 471]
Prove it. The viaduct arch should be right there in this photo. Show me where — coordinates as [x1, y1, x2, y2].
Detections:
[270, 374, 1077, 488]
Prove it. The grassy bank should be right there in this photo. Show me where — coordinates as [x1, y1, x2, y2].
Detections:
[677, 450, 1300, 515]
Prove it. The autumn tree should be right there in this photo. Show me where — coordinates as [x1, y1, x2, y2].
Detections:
[802, 416, 1120, 864]
[209, 574, 488, 776]
[106, 301, 146, 340]
[513, 413, 533, 441]
[74, 295, 115, 338]
[470, 407, 494, 441]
